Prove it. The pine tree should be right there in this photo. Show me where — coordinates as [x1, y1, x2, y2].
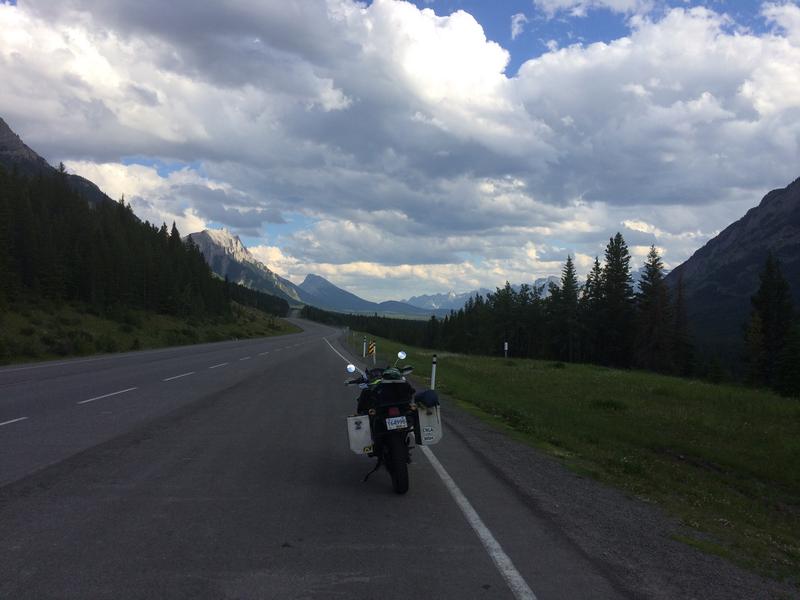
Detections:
[746, 253, 794, 386]
[549, 256, 580, 361]
[775, 320, 800, 397]
[634, 246, 673, 372]
[671, 273, 694, 376]
[579, 256, 604, 363]
[600, 233, 635, 366]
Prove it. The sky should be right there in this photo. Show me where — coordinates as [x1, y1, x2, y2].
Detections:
[0, 0, 799, 301]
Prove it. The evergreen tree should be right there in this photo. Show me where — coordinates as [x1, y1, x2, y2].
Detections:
[634, 246, 673, 372]
[600, 233, 635, 366]
[671, 273, 694, 376]
[579, 256, 604, 363]
[746, 253, 794, 386]
[775, 320, 800, 397]
[548, 256, 580, 361]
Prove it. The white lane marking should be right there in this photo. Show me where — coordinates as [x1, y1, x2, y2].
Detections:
[239, 356, 251, 361]
[323, 338, 351, 364]
[163, 371, 195, 382]
[421, 446, 537, 600]
[258, 351, 269, 356]
[0, 416, 29, 427]
[322, 336, 537, 600]
[78, 387, 138, 405]
[209, 363, 228, 369]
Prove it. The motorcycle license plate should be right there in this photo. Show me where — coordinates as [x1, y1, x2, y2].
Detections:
[385, 416, 408, 430]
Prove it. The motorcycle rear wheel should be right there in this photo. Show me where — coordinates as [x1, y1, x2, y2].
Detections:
[386, 433, 409, 494]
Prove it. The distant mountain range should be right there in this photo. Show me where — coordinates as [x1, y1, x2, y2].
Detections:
[665, 177, 800, 357]
[187, 229, 448, 318]
[0, 117, 113, 207]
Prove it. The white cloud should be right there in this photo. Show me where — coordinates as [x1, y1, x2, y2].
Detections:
[511, 13, 528, 40]
[533, 0, 653, 18]
[2, 1, 800, 299]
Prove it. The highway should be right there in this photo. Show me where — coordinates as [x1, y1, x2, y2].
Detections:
[0, 319, 626, 599]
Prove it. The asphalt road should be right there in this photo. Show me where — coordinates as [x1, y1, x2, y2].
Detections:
[0, 319, 627, 599]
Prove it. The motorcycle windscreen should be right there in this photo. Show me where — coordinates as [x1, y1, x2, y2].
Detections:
[417, 406, 442, 445]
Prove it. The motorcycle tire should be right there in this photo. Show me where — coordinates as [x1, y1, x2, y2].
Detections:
[386, 433, 409, 494]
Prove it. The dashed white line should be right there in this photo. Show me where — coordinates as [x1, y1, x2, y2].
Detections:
[258, 351, 269, 356]
[163, 371, 195, 382]
[209, 362, 228, 369]
[78, 387, 138, 405]
[239, 356, 251, 361]
[0, 416, 29, 427]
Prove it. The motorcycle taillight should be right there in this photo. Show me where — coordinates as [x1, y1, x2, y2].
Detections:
[387, 406, 400, 417]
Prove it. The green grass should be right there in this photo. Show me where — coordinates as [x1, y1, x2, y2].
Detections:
[0, 299, 300, 365]
[346, 331, 800, 585]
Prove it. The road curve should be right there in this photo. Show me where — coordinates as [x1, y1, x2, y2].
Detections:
[0, 319, 625, 599]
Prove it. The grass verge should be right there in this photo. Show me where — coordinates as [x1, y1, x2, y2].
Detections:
[346, 331, 800, 586]
[0, 298, 300, 365]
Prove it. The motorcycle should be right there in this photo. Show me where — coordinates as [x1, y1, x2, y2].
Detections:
[345, 351, 441, 494]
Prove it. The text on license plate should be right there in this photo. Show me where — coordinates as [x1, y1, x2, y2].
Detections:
[385, 416, 408, 430]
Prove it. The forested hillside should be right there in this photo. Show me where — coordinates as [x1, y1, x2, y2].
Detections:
[0, 164, 288, 320]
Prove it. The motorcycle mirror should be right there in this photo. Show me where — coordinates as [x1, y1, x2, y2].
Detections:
[346, 364, 356, 373]
[397, 351, 407, 360]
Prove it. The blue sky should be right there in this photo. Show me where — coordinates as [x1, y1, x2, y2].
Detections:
[407, 1, 770, 73]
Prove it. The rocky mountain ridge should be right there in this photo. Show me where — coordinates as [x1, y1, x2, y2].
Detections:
[665, 176, 800, 356]
[0, 116, 113, 207]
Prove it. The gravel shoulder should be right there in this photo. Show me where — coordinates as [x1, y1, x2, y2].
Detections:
[441, 398, 796, 600]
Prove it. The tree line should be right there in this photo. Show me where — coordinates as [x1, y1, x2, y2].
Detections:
[0, 164, 289, 318]
[304, 233, 799, 397]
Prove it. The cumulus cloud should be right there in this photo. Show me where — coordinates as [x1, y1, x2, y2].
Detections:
[1, 1, 799, 299]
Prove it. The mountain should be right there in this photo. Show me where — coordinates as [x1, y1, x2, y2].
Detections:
[665, 176, 800, 357]
[404, 276, 562, 311]
[186, 229, 314, 305]
[187, 230, 444, 317]
[404, 289, 493, 311]
[0, 116, 113, 206]
[298, 274, 447, 317]
[298, 273, 375, 312]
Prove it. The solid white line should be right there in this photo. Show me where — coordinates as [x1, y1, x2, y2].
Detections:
[0, 416, 29, 427]
[322, 337, 536, 599]
[323, 338, 351, 364]
[420, 446, 537, 600]
[77, 387, 138, 405]
[239, 356, 251, 361]
[209, 363, 228, 369]
[163, 371, 194, 382]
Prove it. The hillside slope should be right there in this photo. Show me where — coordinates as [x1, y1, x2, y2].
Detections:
[665, 177, 800, 356]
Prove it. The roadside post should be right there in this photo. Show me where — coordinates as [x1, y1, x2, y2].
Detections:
[368, 340, 376, 365]
[504, 341, 508, 359]
[362, 336, 367, 358]
[431, 354, 437, 390]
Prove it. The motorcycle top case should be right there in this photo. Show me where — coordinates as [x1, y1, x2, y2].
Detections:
[346, 415, 373, 454]
[416, 405, 442, 445]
